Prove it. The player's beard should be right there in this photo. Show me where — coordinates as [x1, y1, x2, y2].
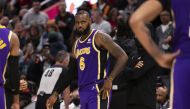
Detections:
[75, 25, 91, 36]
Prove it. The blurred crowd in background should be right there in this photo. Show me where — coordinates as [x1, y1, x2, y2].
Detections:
[1, 0, 173, 108]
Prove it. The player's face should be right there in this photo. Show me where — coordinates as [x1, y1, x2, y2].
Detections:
[75, 14, 91, 36]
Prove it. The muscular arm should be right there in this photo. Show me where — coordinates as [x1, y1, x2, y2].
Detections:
[9, 32, 20, 105]
[129, 0, 180, 68]
[10, 32, 20, 56]
[95, 32, 128, 80]
[129, 0, 163, 62]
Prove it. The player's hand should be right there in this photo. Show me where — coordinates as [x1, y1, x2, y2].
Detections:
[99, 78, 113, 100]
[70, 90, 79, 99]
[11, 103, 19, 109]
[46, 93, 58, 109]
[157, 50, 180, 68]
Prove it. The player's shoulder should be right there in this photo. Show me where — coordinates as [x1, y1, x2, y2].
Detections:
[94, 30, 113, 48]
[95, 30, 112, 44]
[0, 25, 11, 33]
[95, 30, 111, 38]
[0, 25, 6, 29]
[10, 31, 19, 44]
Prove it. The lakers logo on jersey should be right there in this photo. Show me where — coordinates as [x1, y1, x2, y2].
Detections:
[0, 39, 6, 49]
[76, 47, 91, 58]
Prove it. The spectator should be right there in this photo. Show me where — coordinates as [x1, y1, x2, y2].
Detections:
[19, 8, 28, 20]
[4, 1, 18, 18]
[125, 24, 159, 109]
[0, 16, 9, 27]
[55, 1, 75, 51]
[156, 10, 172, 82]
[123, 0, 137, 21]
[107, 8, 119, 30]
[9, 15, 21, 29]
[22, 0, 48, 29]
[156, 86, 169, 109]
[27, 53, 44, 88]
[114, 17, 137, 56]
[19, 74, 35, 108]
[27, 24, 42, 50]
[91, 9, 112, 34]
[156, 10, 173, 52]
[19, 42, 34, 75]
[13, 21, 27, 49]
[37, 23, 64, 52]
[41, 43, 54, 71]
[48, 31, 67, 56]
[97, 0, 111, 19]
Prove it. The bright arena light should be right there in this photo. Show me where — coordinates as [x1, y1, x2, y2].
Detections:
[89, 0, 98, 4]
[65, 0, 98, 14]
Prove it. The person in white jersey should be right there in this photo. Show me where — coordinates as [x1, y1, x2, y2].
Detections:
[35, 50, 70, 109]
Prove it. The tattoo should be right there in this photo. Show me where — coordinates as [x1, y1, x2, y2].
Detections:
[99, 32, 110, 43]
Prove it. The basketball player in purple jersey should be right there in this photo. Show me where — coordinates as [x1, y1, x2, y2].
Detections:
[46, 10, 127, 109]
[0, 1, 20, 109]
[73, 10, 127, 109]
[129, 0, 190, 109]
[47, 10, 127, 109]
[47, 11, 128, 109]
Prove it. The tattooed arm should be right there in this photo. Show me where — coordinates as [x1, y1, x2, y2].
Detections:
[95, 31, 128, 80]
[95, 31, 128, 99]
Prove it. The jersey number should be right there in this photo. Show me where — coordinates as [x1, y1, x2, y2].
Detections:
[79, 57, 85, 71]
[45, 69, 54, 77]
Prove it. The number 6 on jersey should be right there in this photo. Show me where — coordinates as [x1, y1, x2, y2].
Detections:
[80, 57, 85, 71]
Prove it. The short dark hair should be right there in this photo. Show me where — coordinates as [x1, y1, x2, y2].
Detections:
[76, 10, 90, 17]
[55, 50, 68, 63]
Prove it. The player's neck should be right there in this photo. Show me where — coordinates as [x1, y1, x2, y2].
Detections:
[81, 29, 92, 41]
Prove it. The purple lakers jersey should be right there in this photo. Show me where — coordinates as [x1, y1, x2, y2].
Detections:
[74, 29, 110, 87]
[171, 0, 190, 57]
[0, 25, 11, 85]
